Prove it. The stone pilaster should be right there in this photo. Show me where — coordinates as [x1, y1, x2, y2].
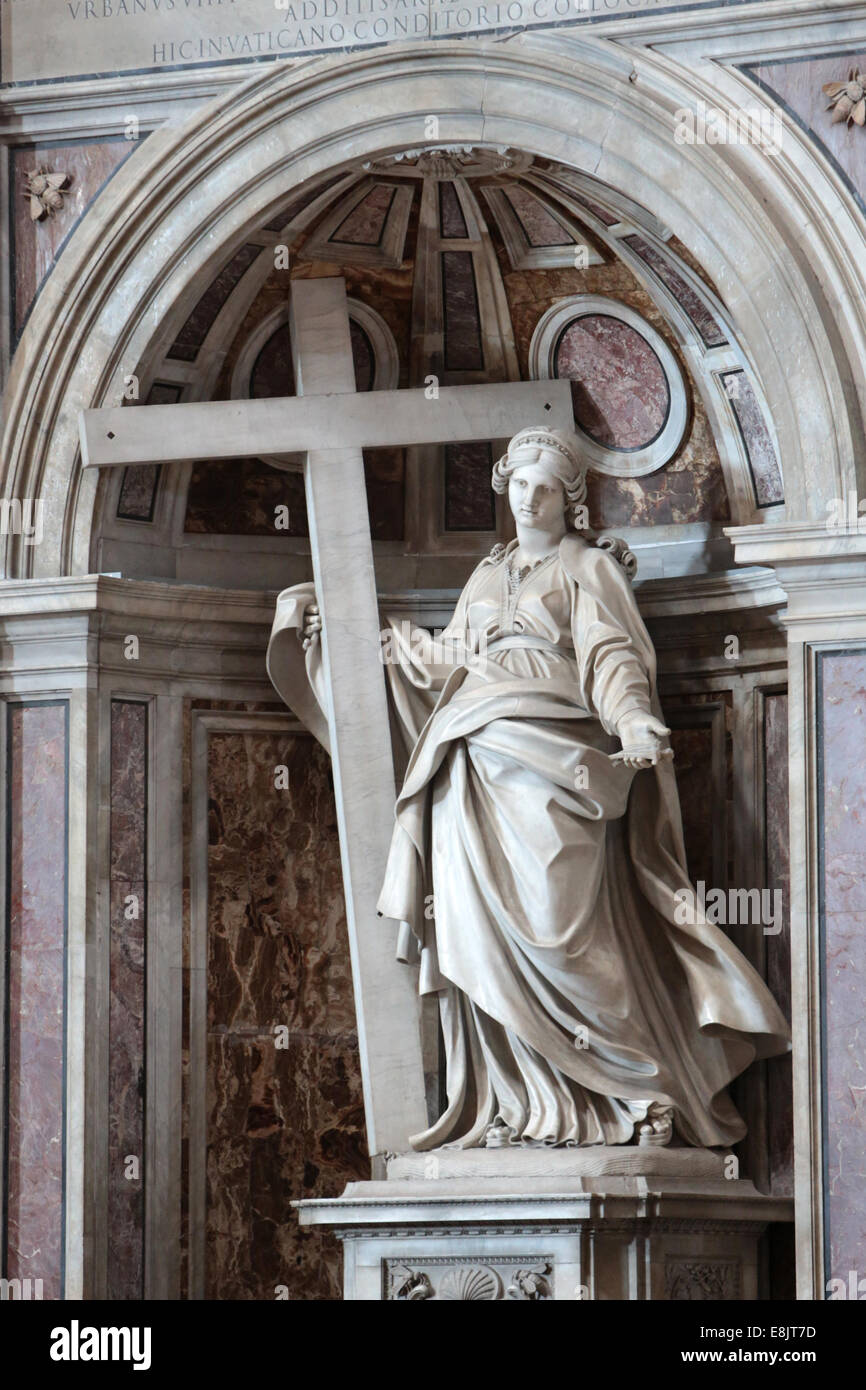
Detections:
[727, 523, 866, 1300]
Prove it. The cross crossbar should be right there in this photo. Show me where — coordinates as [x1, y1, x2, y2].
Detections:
[79, 380, 574, 468]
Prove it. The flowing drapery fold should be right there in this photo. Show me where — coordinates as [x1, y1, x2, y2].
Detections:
[268, 534, 790, 1149]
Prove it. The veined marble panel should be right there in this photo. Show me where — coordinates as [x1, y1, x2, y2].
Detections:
[747, 55, 866, 209]
[107, 700, 147, 1301]
[442, 250, 484, 373]
[168, 244, 261, 362]
[204, 726, 367, 1300]
[764, 692, 793, 1199]
[117, 382, 181, 523]
[819, 651, 866, 1287]
[439, 182, 469, 240]
[11, 139, 133, 339]
[555, 312, 669, 451]
[5, 702, 68, 1300]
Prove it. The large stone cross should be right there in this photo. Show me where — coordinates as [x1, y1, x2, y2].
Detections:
[80, 276, 574, 1158]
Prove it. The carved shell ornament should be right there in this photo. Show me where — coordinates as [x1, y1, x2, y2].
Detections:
[822, 69, 866, 127]
[438, 1265, 503, 1300]
[23, 169, 70, 221]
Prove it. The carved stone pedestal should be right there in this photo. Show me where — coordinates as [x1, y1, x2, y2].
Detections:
[296, 1150, 792, 1300]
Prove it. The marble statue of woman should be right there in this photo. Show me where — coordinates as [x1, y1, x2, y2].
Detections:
[267, 426, 790, 1152]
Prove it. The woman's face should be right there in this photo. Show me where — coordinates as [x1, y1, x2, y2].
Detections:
[507, 451, 567, 532]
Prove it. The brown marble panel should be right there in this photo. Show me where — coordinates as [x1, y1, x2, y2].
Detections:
[206, 1033, 366, 1301]
[505, 184, 575, 247]
[350, 320, 375, 393]
[442, 250, 484, 372]
[721, 370, 784, 507]
[819, 650, 866, 1284]
[439, 181, 468, 239]
[261, 172, 351, 234]
[185, 460, 308, 536]
[11, 139, 133, 338]
[205, 729, 367, 1299]
[555, 313, 669, 450]
[168, 244, 261, 362]
[764, 692, 793, 1198]
[330, 184, 396, 246]
[107, 701, 147, 1300]
[749, 55, 866, 206]
[251, 325, 295, 399]
[562, 189, 618, 225]
[5, 702, 68, 1299]
[117, 382, 181, 522]
[183, 448, 398, 538]
[665, 692, 733, 893]
[623, 234, 727, 347]
[363, 447, 405, 541]
[668, 723, 716, 891]
[444, 440, 495, 531]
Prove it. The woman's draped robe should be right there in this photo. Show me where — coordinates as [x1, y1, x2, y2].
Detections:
[267, 534, 790, 1150]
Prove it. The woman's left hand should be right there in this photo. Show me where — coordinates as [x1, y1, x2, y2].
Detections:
[612, 713, 674, 769]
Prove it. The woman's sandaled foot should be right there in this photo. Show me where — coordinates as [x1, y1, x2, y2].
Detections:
[636, 1104, 675, 1147]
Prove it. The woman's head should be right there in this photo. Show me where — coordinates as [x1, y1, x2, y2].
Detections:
[492, 428, 587, 531]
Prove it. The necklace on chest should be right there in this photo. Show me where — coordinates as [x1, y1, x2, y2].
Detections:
[505, 551, 554, 597]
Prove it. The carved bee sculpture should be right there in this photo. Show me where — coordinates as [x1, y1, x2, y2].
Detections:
[23, 169, 70, 222]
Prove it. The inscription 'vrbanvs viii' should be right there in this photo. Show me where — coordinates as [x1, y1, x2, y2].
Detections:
[269, 426, 790, 1151]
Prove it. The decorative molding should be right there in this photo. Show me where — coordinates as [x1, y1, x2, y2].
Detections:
[386, 1257, 553, 1300]
[528, 294, 688, 477]
[301, 179, 414, 270]
[664, 1258, 742, 1300]
[345, 298, 400, 391]
[480, 183, 604, 270]
[364, 147, 533, 180]
[3, 36, 863, 581]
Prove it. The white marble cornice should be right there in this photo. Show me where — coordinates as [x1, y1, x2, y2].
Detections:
[726, 522, 866, 639]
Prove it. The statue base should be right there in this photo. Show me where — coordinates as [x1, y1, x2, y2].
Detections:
[295, 1149, 792, 1300]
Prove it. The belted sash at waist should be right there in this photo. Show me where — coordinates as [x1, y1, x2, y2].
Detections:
[483, 634, 574, 656]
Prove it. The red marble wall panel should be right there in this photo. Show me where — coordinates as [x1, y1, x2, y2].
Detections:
[11, 139, 133, 339]
[721, 370, 783, 508]
[107, 701, 148, 1299]
[819, 650, 866, 1286]
[363, 447, 405, 542]
[663, 692, 733, 893]
[330, 185, 396, 246]
[5, 702, 68, 1299]
[764, 692, 793, 1198]
[185, 459, 308, 537]
[505, 185, 575, 247]
[668, 723, 716, 891]
[205, 729, 367, 1300]
[555, 313, 670, 450]
[623, 234, 727, 347]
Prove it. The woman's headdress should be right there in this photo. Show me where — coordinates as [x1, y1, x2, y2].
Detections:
[492, 426, 587, 526]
